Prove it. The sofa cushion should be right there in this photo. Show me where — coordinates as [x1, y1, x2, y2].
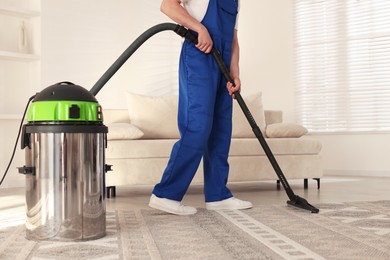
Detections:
[106, 137, 321, 159]
[126, 92, 180, 139]
[103, 109, 131, 124]
[229, 137, 322, 156]
[126, 92, 266, 139]
[107, 123, 144, 140]
[106, 139, 177, 159]
[265, 123, 308, 138]
[232, 92, 266, 138]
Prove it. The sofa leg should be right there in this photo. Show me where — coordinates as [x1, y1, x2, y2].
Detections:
[276, 180, 281, 190]
[314, 178, 320, 189]
[304, 179, 308, 189]
[106, 186, 116, 199]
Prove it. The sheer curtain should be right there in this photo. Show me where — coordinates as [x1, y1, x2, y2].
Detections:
[294, 0, 390, 133]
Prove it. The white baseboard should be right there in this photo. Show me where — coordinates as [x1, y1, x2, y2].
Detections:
[2, 169, 388, 190]
[324, 169, 390, 178]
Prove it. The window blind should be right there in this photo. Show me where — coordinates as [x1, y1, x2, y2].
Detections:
[293, 0, 390, 133]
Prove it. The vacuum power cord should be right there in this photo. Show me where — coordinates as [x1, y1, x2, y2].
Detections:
[0, 94, 36, 186]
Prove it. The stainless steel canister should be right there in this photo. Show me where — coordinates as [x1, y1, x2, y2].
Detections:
[21, 124, 107, 241]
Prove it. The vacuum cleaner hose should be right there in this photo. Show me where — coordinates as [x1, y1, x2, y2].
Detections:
[90, 23, 180, 96]
[89, 22, 229, 97]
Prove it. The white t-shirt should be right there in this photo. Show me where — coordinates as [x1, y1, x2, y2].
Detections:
[182, 0, 239, 29]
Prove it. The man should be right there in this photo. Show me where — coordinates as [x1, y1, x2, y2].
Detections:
[149, 0, 252, 215]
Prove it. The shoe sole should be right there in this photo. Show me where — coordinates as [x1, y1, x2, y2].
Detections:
[149, 202, 197, 216]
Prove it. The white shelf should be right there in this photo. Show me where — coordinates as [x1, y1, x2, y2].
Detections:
[0, 2, 40, 118]
[0, 50, 40, 61]
[0, 7, 40, 18]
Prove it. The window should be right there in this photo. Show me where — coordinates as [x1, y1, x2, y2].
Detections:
[294, 0, 390, 133]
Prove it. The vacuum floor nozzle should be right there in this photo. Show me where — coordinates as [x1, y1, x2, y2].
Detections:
[287, 196, 320, 213]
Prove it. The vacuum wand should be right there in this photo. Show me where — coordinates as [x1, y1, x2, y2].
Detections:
[87, 22, 318, 213]
[175, 25, 319, 213]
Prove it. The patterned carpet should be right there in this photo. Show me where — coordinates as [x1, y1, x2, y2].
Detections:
[1, 200, 389, 259]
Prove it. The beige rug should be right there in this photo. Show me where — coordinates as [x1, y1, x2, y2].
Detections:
[1, 201, 390, 259]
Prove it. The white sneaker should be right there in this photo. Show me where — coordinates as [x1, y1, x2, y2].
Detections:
[206, 197, 253, 210]
[149, 194, 197, 215]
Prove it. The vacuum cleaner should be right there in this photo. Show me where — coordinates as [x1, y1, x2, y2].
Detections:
[3, 22, 318, 241]
[18, 82, 108, 240]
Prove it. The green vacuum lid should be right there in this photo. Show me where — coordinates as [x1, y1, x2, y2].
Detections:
[28, 82, 103, 122]
[33, 82, 97, 102]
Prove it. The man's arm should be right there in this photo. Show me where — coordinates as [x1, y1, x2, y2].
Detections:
[160, 0, 213, 53]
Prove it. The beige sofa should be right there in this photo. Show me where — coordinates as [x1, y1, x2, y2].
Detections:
[103, 92, 322, 197]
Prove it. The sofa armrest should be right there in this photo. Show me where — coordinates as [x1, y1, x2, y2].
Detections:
[265, 110, 283, 126]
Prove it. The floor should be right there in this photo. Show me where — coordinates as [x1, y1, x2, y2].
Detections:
[105, 176, 390, 212]
[0, 176, 389, 217]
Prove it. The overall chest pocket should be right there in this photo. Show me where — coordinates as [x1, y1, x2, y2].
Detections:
[220, 0, 238, 16]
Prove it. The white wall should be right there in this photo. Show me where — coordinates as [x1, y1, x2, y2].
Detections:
[239, 0, 295, 122]
[315, 133, 390, 177]
[0, 0, 39, 10]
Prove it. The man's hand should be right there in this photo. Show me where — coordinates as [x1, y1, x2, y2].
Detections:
[227, 77, 241, 99]
[196, 26, 213, 53]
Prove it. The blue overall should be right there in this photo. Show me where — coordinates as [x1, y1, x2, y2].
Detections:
[153, 0, 238, 202]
